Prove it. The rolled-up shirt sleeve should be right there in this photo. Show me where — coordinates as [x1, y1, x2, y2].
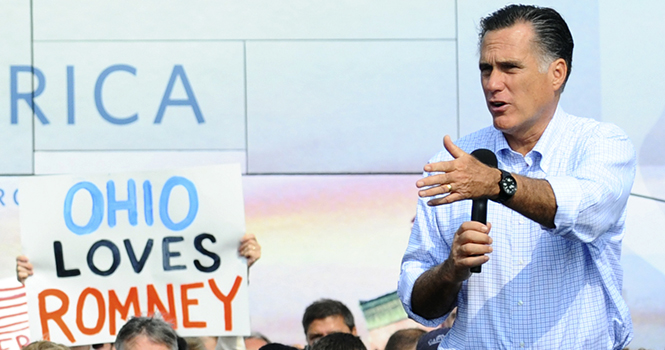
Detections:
[398, 195, 454, 327]
[545, 123, 636, 243]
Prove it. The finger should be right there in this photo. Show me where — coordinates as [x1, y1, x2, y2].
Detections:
[239, 247, 253, 258]
[458, 241, 493, 256]
[458, 220, 490, 233]
[22, 265, 34, 275]
[422, 160, 455, 174]
[238, 242, 260, 254]
[460, 255, 491, 269]
[426, 192, 465, 206]
[443, 135, 467, 159]
[416, 173, 451, 190]
[457, 231, 493, 247]
[240, 244, 261, 258]
[244, 250, 259, 260]
[17, 261, 33, 270]
[240, 233, 256, 243]
[455, 222, 492, 246]
[238, 239, 257, 251]
[244, 250, 260, 268]
[418, 185, 451, 199]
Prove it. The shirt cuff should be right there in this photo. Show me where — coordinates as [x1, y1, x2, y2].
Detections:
[544, 176, 582, 234]
[398, 265, 450, 327]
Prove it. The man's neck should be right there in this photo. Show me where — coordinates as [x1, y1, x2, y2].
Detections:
[504, 102, 558, 156]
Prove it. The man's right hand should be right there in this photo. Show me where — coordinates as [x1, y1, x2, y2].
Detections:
[16, 255, 33, 285]
[411, 221, 493, 320]
[446, 221, 493, 281]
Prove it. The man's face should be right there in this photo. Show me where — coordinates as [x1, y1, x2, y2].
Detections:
[479, 22, 561, 139]
[124, 335, 172, 350]
[306, 315, 356, 346]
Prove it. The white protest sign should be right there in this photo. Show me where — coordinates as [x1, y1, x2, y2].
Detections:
[19, 164, 249, 346]
[0, 278, 30, 350]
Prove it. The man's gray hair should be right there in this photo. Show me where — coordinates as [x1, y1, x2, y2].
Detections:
[114, 316, 178, 350]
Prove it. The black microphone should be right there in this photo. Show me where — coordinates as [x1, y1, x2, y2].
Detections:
[469, 149, 497, 273]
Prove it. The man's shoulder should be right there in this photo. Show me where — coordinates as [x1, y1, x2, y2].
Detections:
[557, 111, 631, 141]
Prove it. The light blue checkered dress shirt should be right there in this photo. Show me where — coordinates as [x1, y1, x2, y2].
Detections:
[398, 107, 635, 350]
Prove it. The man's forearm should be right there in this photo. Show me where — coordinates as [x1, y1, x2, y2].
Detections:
[411, 259, 463, 320]
[503, 174, 557, 228]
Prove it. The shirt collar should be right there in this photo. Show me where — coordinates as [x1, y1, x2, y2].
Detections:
[492, 105, 566, 174]
[531, 105, 566, 174]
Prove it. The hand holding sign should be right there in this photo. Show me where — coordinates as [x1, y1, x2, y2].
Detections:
[16, 255, 33, 284]
[238, 233, 261, 268]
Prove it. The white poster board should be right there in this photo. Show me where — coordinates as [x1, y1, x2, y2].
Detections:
[19, 164, 249, 346]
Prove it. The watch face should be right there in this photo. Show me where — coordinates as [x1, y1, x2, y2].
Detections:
[502, 176, 517, 195]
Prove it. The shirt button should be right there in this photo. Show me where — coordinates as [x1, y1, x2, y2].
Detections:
[519, 218, 525, 224]
[518, 300, 524, 306]
[520, 342, 525, 348]
[519, 259, 524, 265]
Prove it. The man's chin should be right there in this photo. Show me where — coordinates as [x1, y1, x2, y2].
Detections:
[492, 117, 512, 132]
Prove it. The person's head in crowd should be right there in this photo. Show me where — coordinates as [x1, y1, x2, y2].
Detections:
[302, 299, 357, 346]
[183, 337, 207, 350]
[197, 336, 217, 350]
[258, 344, 299, 350]
[415, 309, 456, 350]
[176, 336, 187, 350]
[245, 332, 271, 350]
[91, 344, 114, 350]
[310, 333, 366, 350]
[114, 316, 178, 350]
[23, 341, 71, 350]
[415, 327, 450, 350]
[384, 328, 426, 350]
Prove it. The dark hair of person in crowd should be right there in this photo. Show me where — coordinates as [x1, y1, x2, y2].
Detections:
[259, 344, 299, 350]
[302, 299, 355, 334]
[310, 333, 366, 350]
[114, 316, 178, 350]
[176, 336, 188, 350]
[479, 4, 574, 90]
[22, 341, 71, 350]
[385, 328, 426, 350]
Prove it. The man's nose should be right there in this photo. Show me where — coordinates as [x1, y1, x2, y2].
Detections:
[484, 70, 504, 92]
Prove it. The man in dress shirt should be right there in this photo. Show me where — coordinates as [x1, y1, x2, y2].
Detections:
[398, 4, 635, 349]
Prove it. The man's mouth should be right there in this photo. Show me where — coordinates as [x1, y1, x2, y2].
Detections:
[490, 101, 507, 107]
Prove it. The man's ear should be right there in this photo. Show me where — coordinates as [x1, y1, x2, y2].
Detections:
[351, 326, 358, 336]
[551, 58, 567, 91]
